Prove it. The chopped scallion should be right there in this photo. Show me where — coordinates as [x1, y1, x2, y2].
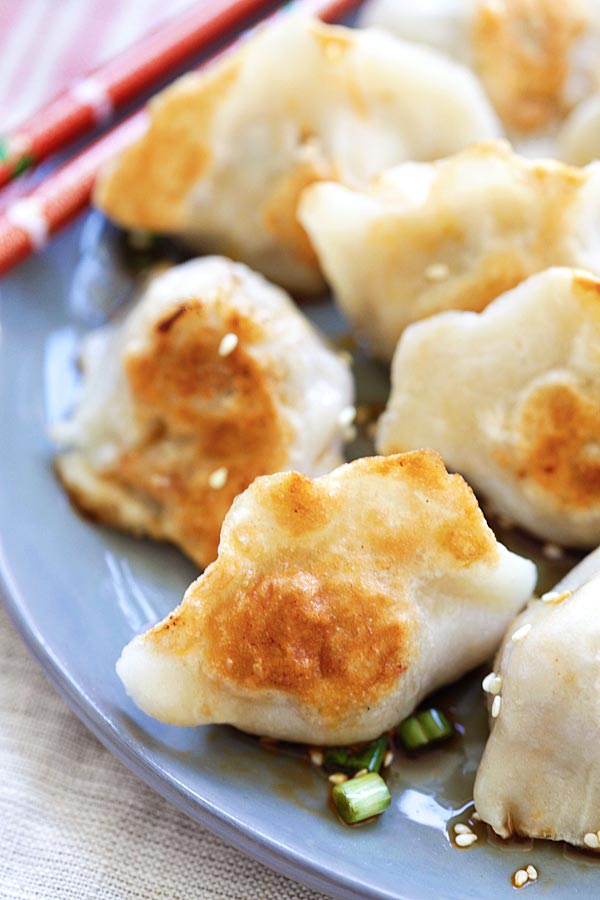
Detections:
[397, 708, 452, 751]
[419, 708, 452, 740]
[332, 772, 391, 824]
[397, 715, 429, 750]
[323, 734, 388, 775]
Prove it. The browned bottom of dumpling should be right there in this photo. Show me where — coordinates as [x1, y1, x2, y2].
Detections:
[117, 450, 536, 744]
[53, 257, 352, 568]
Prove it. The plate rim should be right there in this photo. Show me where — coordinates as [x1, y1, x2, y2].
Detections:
[0, 544, 415, 900]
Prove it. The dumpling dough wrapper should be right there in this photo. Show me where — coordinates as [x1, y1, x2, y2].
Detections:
[54, 257, 353, 568]
[474, 571, 600, 849]
[117, 450, 536, 745]
[300, 142, 600, 361]
[94, 16, 499, 295]
[360, 0, 600, 137]
[377, 267, 600, 548]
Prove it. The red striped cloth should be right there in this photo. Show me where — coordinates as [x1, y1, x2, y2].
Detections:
[0, 0, 199, 130]
[0, 0, 362, 273]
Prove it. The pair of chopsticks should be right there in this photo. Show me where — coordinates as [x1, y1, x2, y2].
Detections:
[0, 0, 363, 277]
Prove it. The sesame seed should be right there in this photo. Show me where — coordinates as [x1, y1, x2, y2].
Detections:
[338, 405, 358, 442]
[471, 811, 481, 822]
[383, 750, 394, 768]
[543, 542, 564, 560]
[482, 672, 503, 695]
[541, 589, 571, 605]
[491, 695, 502, 718]
[490, 675, 503, 695]
[526, 865, 538, 881]
[328, 773, 348, 785]
[511, 624, 532, 643]
[454, 823, 472, 834]
[218, 332, 238, 357]
[338, 405, 357, 428]
[482, 672, 495, 692]
[584, 832, 600, 849]
[455, 833, 478, 848]
[208, 467, 228, 489]
[309, 750, 323, 767]
[354, 768, 369, 778]
[425, 262, 450, 282]
[513, 869, 529, 888]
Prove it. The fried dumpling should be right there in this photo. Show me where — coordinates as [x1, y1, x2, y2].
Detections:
[377, 267, 600, 548]
[474, 571, 600, 848]
[360, 0, 473, 67]
[360, 0, 599, 135]
[94, 16, 499, 296]
[300, 142, 600, 361]
[117, 451, 536, 744]
[53, 257, 353, 568]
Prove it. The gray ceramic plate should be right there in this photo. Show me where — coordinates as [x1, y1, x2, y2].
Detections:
[1, 215, 598, 900]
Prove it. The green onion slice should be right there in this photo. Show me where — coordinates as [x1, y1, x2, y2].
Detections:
[323, 734, 388, 775]
[332, 772, 391, 825]
[396, 708, 453, 751]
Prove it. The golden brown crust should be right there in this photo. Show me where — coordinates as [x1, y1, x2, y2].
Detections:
[84, 297, 291, 567]
[93, 56, 240, 231]
[201, 573, 412, 718]
[266, 471, 336, 536]
[514, 382, 600, 509]
[488, 272, 600, 512]
[530, 162, 585, 260]
[54, 458, 153, 536]
[92, 20, 355, 278]
[262, 155, 333, 270]
[145, 451, 499, 722]
[360, 452, 499, 567]
[472, 0, 587, 133]
[371, 216, 536, 316]
[369, 144, 586, 318]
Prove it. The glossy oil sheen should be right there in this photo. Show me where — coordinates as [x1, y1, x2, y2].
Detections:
[0, 215, 596, 900]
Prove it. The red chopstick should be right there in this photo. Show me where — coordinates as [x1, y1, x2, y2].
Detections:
[0, 0, 280, 189]
[0, 0, 363, 277]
